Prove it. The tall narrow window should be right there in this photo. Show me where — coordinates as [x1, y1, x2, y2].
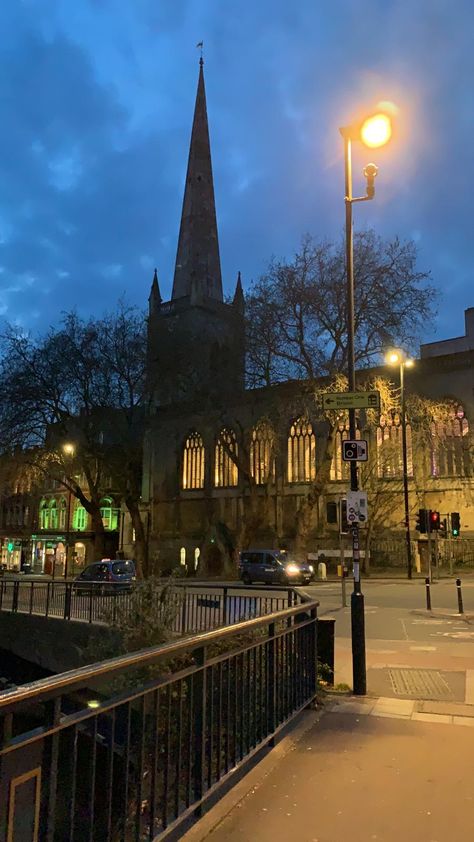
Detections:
[215, 428, 239, 487]
[100, 497, 119, 530]
[376, 413, 413, 478]
[431, 406, 470, 477]
[73, 504, 88, 531]
[39, 499, 49, 530]
[182, 432, 205, 489]
[59, 498, 67, 530]
[250, 421, 275, 484]
[287, 417, 316, 483]
[49, 500, 58, 529]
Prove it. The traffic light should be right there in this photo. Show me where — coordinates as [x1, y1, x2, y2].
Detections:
[451, 512, 461, 537]
[416, 508, 428, 534]
[339, 499, 350, 535]
[326, 501, 338, 524]
[429, 510, 440, 531]
[439, 518, 447, 538]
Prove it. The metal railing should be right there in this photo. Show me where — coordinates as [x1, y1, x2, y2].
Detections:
[0, 579, 303, 633]
[0, 599, 318, 841]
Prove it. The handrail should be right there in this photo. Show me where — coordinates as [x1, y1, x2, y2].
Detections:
[0, 598, 318, 711]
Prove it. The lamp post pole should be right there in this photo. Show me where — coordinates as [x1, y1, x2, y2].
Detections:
[342, 129, 366, 696]
[65, 488, 72, 580]
[400, 362, 413, 579]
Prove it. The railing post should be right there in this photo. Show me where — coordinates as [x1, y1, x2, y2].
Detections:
[268, 621, 276, 745]
[12, 580, 19, 613]
[223, 586, 228, 625]
[193, 645, 207, 816]
[45, 581, 51, 617]
[89, 590, 93, 623]
[181, 587, 188, 634]
[64, 583, 72, 620]
[29, 581, 34, 614]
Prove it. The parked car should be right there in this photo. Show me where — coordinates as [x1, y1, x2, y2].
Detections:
[238, 549, 314, 586]
[73, 559, 136, 594]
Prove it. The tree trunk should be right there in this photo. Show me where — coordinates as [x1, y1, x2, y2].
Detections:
[89, 506, 107, 559]
[126, 497, 147, 579]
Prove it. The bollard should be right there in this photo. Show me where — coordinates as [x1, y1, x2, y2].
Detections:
[425, 577, 431, 611]
[456, 578, 464, 614]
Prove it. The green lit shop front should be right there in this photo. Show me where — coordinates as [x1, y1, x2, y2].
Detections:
[31, 536, 87, 576]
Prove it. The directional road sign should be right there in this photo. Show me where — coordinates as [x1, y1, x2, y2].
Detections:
[342, 440, 368, 462]
[322, 390, 380, 411]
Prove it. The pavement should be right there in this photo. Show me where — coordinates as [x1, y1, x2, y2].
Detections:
[181, 578, 474, 842]
[184, 703, 474, 842]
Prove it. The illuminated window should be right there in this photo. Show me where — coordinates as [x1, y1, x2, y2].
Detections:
[59, 498, 67, 530]
[331, 424, 362, 481]
[287, 417, 316, 483]
[215, 428, 239, 487]
[180, 547, 186, 567]
[39, 499, 49, 530]
[194, 547, 200, 570]
[431, 406, 470, 477]
[73, 503, 88, 531]
[100, 497, 119, 530]
[376, 413, 413, 478]
[250, 421, 275, 484]
[182, 432, 205, 490]
[49, 499, 58, 530]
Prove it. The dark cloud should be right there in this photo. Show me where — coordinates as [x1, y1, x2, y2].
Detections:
[0, 0, 472, 345]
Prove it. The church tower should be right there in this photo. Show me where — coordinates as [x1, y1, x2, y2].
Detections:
[147, 59, 245, 407]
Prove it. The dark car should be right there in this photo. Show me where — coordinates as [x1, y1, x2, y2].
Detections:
[73, 559, 136, 594]
[238, 549, 314, 586]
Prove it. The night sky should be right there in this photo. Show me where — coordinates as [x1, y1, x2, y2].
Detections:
[1, 1, 472, 347]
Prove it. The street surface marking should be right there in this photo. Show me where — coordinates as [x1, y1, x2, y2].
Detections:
[400, 619, 409, 641]
[410, 646, 437, 651]
[465, 671, 474, 705]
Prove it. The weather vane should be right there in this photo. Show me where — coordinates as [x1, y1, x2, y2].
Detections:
[196, 41, 204, 62]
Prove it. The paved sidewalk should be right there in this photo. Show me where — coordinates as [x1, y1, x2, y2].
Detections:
[191, 703, 474, 842]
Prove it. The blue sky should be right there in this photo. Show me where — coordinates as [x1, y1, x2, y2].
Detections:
[1, 0, 473, 345]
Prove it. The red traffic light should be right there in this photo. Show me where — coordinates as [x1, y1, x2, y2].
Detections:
[429, 510, 440, 531]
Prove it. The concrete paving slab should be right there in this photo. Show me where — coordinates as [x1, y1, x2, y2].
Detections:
[412, 711, 452, 724]
[372, 697, 415, 716]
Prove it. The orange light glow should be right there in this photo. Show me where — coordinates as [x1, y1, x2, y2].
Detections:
[360, 113, 392, 148]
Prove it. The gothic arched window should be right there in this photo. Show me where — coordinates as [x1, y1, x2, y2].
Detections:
[49, 499, 58, 530]
[431, 406, 470, 477]
[287, 417, 316, 483]
[250, 421, 275, 485]
[100, 497, 120, 530]
[39, 499, 49, 530]
[182, 432, 205, 490]
[376, 413, 413, 478]
[215, 428, 239, 488]
[59, 498, 67, 530]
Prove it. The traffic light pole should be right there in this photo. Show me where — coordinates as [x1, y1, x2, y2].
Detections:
[343, 130, 366, 696]
[400, 363, 413, 579]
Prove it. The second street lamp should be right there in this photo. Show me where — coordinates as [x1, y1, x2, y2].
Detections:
[340, 107, 393, 695]
[386, 350, 414, 579]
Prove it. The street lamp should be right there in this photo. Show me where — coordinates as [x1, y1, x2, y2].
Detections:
[340, 106, 393, 695]
[385, 350, 415, 579]
[62, 442, 75, 580]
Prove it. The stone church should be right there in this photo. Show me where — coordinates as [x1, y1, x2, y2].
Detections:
[143, 60, 474, 575]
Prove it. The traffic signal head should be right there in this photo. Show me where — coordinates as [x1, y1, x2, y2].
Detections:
[451, 512, 461, 537]
[339, 499, 350, 535]
[416, 508, 428, 534]
[429, 510, 440, 531]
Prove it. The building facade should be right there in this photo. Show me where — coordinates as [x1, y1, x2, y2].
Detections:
[144, 60, 474, 574]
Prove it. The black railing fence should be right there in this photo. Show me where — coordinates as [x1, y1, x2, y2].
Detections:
[0, 579, 302, 633]
[0, 600, 318, 841]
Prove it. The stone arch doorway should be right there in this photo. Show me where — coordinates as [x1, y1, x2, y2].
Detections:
[204, 543, 222, 576]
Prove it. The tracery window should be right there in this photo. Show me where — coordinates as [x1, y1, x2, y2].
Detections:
[39, 499, 49, 530]
[376, 413, 413, 478]
[250, 421, 275, 485]
[100, 497, 120, 530]
[431, 406, 470, 477]
[182, 432, 205, 490]
[287, 417, 316, 483]
[215, 428, 239, 488]
[73, 503, 88, 532]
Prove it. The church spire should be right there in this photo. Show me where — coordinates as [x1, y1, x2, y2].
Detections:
[171, 59, 223, 302]
[148, 267, 162, 314]
[233, 270, 244, 312]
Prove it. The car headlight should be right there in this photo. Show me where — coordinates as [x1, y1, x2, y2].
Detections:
[286, 563, 300, 575]
[308, 565, 314, 574]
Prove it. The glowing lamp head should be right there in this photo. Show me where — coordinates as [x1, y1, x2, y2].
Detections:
[405, 358, 415, 369]
[386, 351, 401, 366]
[62, 443, 75, 456]
[360, 113, 392, 148]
